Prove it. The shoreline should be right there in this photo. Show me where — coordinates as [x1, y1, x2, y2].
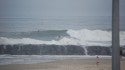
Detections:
[0, 55, 112, 65]
[0, 58, 125, 70]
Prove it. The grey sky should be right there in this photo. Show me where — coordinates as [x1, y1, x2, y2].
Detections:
[0, 0, 124, 32]
[0, 0, 112, 17]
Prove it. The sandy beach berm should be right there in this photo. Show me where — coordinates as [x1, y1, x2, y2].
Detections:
[0, 58, 125, 70]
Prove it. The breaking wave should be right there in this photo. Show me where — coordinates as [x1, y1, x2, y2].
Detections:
[0, 29, 125, 46]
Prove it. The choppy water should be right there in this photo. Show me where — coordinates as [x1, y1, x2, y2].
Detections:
[0, 29, 125, 46]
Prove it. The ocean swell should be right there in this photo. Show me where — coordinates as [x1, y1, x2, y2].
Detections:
[0, 29, 125, 46]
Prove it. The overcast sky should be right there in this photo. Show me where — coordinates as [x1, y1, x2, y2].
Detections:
[0, 0, 125, 32]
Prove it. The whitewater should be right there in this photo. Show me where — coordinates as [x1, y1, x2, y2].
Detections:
[0, 29, 125, 46]
[0, 29, 125, 65]
[0, 55, 112, 65]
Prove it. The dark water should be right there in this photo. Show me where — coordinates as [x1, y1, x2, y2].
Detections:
[0, 29, 125, 56]
[1, 44, 125, 56]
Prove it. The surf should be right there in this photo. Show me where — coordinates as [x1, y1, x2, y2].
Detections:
[0, 29, 125, 46]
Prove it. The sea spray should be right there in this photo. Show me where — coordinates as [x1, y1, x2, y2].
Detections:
[0, 29, 125, 46]
[82, 46, 88, 55]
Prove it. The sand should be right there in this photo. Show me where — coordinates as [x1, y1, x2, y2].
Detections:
[0, 59, 125, 70]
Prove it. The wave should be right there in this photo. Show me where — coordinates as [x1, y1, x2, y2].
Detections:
[0, 55, 112, 65]
[0, 30, 68, 41]
[0, 29, 125, 46]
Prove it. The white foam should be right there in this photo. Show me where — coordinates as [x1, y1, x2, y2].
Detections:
[0, 29, 125, 46]
[0, 55, 112, 65]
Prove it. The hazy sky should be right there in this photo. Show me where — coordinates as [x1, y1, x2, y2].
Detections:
[0, 0, 125, 32]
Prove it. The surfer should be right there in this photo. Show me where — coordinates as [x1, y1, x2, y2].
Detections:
[56, 35, 61, 40]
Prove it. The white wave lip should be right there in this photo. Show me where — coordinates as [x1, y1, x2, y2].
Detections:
[0, 29, 125, 46]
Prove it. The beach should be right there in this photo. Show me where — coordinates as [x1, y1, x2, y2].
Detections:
[0, 58, 125, 70]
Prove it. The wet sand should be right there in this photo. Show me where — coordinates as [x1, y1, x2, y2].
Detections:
[0, 59, 125, 70]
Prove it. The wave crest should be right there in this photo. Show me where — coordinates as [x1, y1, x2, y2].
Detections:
[0, 29, 125, 46]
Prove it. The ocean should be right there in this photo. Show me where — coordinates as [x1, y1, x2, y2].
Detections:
[0, 18, 125, 65]
[0, 29, 125, 46]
